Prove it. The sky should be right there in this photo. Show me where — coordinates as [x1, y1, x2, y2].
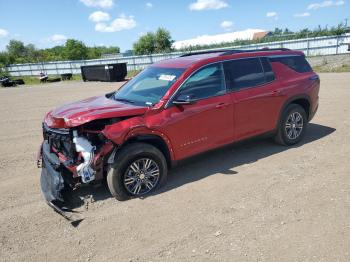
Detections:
[0, 0, 349, 52]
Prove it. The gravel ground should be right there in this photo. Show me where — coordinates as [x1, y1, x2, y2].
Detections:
[0, 74, 349, 262]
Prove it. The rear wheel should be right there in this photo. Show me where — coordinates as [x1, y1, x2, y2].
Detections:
[107, 143, 167, 201]
[274, 104, 307, 146]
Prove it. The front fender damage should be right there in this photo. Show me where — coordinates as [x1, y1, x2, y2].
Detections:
[102, 116, 146, 144]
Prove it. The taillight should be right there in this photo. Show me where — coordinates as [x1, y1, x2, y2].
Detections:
[309, 74, 319, 81]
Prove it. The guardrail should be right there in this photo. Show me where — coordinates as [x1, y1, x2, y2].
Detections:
[6, 34, 350, 77]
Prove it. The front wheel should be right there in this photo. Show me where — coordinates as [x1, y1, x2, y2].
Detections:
[107, 143, 168, 201]
[274, 104, 308, 146]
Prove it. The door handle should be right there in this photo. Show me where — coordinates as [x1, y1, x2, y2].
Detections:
[272, 90, 282, 96]
[215, 103, 230, 109]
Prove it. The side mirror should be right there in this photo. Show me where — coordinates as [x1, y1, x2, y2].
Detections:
[173, 94, 196, 105]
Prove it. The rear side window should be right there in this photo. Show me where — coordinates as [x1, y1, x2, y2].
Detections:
[269, 55, 312, 73]
[223, 58, 265, 91]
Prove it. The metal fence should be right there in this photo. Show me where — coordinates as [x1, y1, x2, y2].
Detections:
[6, 34, 350, 77]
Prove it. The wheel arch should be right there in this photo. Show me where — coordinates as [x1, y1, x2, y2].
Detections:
[276, 94, 311, 129]
[122, 134, 173, 168]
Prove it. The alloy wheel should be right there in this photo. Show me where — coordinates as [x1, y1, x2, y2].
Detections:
[123, 158, 160, 196]
[285, 112, 304, 140]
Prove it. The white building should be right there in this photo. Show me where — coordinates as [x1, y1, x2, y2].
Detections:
[173, 29, 269, 49]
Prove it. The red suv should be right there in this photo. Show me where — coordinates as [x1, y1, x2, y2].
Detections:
[39, 48, 319, 210]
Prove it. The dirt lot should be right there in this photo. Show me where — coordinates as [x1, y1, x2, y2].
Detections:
[0, 74, 349, 262]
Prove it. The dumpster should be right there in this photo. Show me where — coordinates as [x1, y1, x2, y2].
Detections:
[81, 63, 127, 82]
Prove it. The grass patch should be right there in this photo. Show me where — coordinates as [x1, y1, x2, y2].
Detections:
[9, 71, 134, 87]
[15, 76, 41, 85]
[313, 64, 350, 73]
[126, 70, 141, 78]
[10, 74, 82, 86]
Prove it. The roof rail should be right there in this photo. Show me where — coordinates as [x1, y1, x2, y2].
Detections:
[180, 48, 291, 57]
[220, 48, 290, 56]
[179, 49, 232, 57]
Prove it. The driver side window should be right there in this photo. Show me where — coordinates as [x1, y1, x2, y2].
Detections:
[178, 63, 226, 100]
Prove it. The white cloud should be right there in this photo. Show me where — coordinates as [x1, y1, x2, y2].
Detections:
[146, 2, 153, 8]
[335, 0, 345, 5]
[220, 20, 233, 31]
[47, 34, 67, 43]
[307, 1, 332, 9]
[266, 11, 277, 17]
[189, 0, 228, 11]
[294, 12, 311, 17]
[79, 0, 114, 9]
[307, 0, 344, 10]
[95, 14, 136, 32]
[266, 11, 278, 20]
[0, 28, 9, 38]
[89, 11, 110, 22]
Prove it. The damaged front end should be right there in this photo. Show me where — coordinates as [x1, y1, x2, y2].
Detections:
[37, 121, 115, 217]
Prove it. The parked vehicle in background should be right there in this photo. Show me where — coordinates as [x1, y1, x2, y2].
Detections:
[38, 48, 319, 214]
[0, 76, 25, 87]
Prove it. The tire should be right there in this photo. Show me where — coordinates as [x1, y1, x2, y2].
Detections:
[274, 104, 308, 146]
[107, 142, 168, 201]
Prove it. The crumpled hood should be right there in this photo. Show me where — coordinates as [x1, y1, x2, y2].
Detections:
[45, 95, 148, 128]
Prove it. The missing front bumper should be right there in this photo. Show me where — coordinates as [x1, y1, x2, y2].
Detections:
[40, 141, 65, 203]
[40, 163, 65, 204]
[40, 142, 83, 225]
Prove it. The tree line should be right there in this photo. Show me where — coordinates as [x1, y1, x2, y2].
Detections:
[0, 39, 120, 67]
[1, 22, 349, 69]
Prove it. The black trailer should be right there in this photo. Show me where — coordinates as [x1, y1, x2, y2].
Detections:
[81, 63, 127, 82]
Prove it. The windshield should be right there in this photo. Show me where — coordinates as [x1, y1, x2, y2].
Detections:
[114, 67, 185, 106]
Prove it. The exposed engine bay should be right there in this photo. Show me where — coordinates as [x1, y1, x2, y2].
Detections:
[38, 119, 119, 215]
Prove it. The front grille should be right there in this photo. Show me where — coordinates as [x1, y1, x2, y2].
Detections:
[43, 123, 76, 160]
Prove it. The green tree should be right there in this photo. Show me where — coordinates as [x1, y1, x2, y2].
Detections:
[7, 40, 26, 58]
[331, 22, 347, 35]
[272, 28, 283, 35]
[0, 52, 10, 76]
[155, 27, 173, 53]
[63, 39, 88, 60]
[87, 46, 120, 59]
[6, 40, 27, 63]
[25, 44, 40, 63]
[133, 32, 156, 55]
[133, 27, 174, 55]
[296, 28, 311, 38]
[0, 52, 10, 66]
[283, 28, 293, 35]
[5, 40, 41, 63]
